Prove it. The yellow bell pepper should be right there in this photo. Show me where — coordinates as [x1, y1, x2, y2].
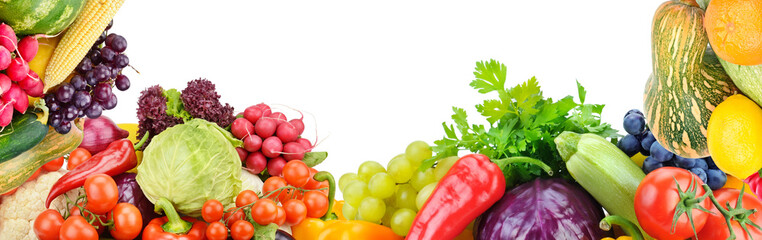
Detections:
[117, 123, 143, 173]
[292, 218, 402, 240]
[29, 35, 62, 82]
[723, 175, 757, 198]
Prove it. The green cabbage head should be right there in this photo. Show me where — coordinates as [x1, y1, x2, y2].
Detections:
[137, 118, 242, 217]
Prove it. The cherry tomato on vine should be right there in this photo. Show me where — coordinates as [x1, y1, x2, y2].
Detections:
[26, 168, 42, 182]
[84, 174, 119, 215]
[274, 205, 286, 226]
[230, 220, 255, 240]
[70, 203, 107, 234]
[206, 221, 228, 240]
[252, 199, 278, 225]
[283, 199, 307, 225]
[634, 167, 712, 240]
[263, 176, 287, 200]
[236, 190, 259, 207]
[303, 191, 329, 218]
[224, 207, 245, 228]
[203, 199, 224, 222]
[59, 215, 98, 240]
[67, 148, 91, 170]
[278, 187, 303, 203]
[42, 157, 64, 172]
[315, 180, 329, 196]
[696, 188, 762, 240]
[283, 160, 310, 187]
[108, 203, 142, 240]
[34, 209, 64, 240]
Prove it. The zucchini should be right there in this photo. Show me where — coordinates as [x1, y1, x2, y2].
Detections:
[0, 112, 49, 164]
[555, 131, 646, 236]
[719, 59, 762, 106]
[0, 119, 83, 194]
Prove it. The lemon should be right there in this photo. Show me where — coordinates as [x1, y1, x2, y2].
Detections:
[707, 94, 762, 179]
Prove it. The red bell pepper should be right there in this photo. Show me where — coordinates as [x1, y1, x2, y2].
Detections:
[142, 198, 207, 240]
[45, 139, 138, 208]
[405, 154, 505, 240]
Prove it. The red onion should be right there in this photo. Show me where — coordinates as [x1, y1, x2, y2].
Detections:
[80, 116, 129, 154]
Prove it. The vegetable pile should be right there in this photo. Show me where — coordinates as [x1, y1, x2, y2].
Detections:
[2, 0, 762, 239]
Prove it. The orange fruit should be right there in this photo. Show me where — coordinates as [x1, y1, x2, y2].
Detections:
[704, 0, 762, 66]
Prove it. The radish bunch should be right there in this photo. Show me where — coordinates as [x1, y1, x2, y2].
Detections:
[0, 23, 42, 127]
[230, 103, 312, 176]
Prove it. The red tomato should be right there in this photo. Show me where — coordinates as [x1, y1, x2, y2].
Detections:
[303, 167, 323, 190]
[635, 167, 712, 240]
[206, 221, 228, 240]
[696, 188, 762, 240]
[230, 220, 255, 240]
[59, 215, 98, 240]
[303, 191, 329, 218]
[27, 167, 41, 182]
[84, 174, 119, 215]
[251, 199, 277, 225]
[224, 207, 245, 228]
[236, 190, 259, 207]
[108, 203, 142, 240]
[263, 176, 287, 200]
[42, 156, 64, 172]
[278, 187, 304, 202]
[283, 199, 307, 225]
[34, 209, 64, 240]
[202, 199, 224, 222]
[274, 205, 286, 226]
[283, 160, 310, 187]
[67, 148, 91, 170]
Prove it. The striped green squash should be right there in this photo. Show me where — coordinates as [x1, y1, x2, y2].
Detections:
[643, 0, 738, 158]
[720, 59, 762, 107]
[0, 0, 86, 36]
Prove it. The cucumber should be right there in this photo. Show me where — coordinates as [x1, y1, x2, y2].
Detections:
[720, 59, 762, 107]
[0, 119, 82, 194]
[555, 131, 647, 237]
[0, 112, 48, 164]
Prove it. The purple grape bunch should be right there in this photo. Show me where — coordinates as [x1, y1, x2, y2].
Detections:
[45, 20, 131, 134]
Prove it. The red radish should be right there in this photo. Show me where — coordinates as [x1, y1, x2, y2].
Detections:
[19, 70, 39, 91]
[276, 123, 299, 143]
[231, 118, 254, 139]
[289, 119, 305, 135]
[255, 117, 277, 138]
[25, 79, 43, 97]
[0, 46, 10, 70]
[17, 36, 37, 61]
[0, 99, 12, 127]
[2, 84, 27, 113]
[7, 58, 28, 82]
[255, 103, 272, 116]
[267, 157, 287, 176]
[244, 105, 265, 124]
[243, 134, 263, 152]
[282, 142, 306, 161]
[296, 138, 313, 152]
[269, 112, 287, 125]
[261, 136, 283, 158]
[236, 147, 248, 162]
[0, 74, 10, 95]
[245, 152, 267, 174]
[0, 23, 16, 52]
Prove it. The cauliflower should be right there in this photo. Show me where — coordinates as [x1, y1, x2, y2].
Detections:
[0, 170, 83, 239]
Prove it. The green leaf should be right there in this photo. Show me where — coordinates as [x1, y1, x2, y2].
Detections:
[477, 99, 509, 125]
[697, 0, 710, 10]
[470, 59, 507, 94]
[576, 80, 586, 104]
[163, 89, 193, 122]
[253, 223, 278, 240]
[303, 152, 328, 167]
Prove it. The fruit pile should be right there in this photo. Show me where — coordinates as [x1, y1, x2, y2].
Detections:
[45, 21, 130, 134]
[0, 23, 43, 126]
[231, 103, 312, 176]
[617, 109, 728, 189]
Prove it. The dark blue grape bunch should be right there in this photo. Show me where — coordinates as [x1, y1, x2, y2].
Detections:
[617, 109, 728, 190]
[44, 20, 131, 134]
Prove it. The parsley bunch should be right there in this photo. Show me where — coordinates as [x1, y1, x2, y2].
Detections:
[422, 59, 619, 186]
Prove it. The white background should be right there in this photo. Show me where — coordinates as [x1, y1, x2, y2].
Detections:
[107, 0, 665, 199]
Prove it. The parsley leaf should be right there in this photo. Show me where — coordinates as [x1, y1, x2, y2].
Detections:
[422, 59, 619, 187]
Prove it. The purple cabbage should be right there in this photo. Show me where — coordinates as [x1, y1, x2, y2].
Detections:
[475, 178, 611, 240]
[113, 173, 159, 230]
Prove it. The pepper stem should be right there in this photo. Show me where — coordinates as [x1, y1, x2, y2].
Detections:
[134, 132, 149, 150]
[314, 171, 336, 221]
[153, 197, 192, 234]
[599, 215, 645, 240]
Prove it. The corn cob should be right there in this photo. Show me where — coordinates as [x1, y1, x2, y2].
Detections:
[43, 0, 125, 92]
